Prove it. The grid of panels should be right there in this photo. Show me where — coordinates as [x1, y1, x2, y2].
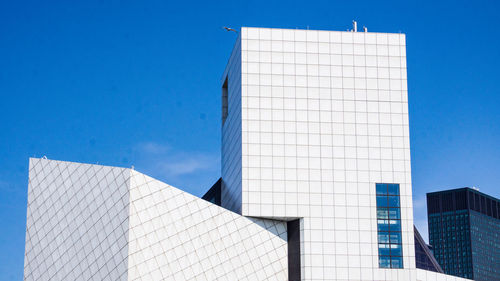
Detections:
[376, 183, 403, 268]
[25, 159, 290, 281]
[469, 211, 500, 281]
[128, 171, 289, 281]
[429, 211, 473, 279]
[24, 158, 130, 281]
[234, 27, 416, 280]
[239, 28, 411, 218]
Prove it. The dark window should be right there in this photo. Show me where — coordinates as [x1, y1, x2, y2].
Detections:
[202, 178, 222, 206]
[287, 219, 301, 281]
[442, 193, 453, 212]
[455, 190, 467, 210]
[474, 193, 480, 212]
[494, 201, 499, 219]
[222, 77, 228, 125]
[428, 194, 440, 214]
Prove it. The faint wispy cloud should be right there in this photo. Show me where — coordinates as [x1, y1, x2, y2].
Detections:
[137, 142, 170, 154]
[157, 154, 216, 176]
[134, 141, 219, 178]
[413, 195, 427, 209]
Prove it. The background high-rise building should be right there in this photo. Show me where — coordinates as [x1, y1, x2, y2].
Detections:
[427, 187, 500, 281]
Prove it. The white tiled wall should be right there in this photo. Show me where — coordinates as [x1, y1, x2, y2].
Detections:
[128, 170, 288, 280]
[25, 159, 288, 281]
[416, 269, 470, 281]
[24, 158, 130, 281]
[223, 27, 413, 280]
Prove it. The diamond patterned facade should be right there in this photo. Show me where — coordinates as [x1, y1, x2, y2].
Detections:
[25, 158, 287, 281]
[24, 27, 473, 281]
[25, 158, 130, 281]
[127, 170, 288, 280]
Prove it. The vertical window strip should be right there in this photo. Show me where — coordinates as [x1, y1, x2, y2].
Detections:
[376, 183, 403, 268]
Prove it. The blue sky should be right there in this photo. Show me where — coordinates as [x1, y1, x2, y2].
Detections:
[1, 0, 499, 279]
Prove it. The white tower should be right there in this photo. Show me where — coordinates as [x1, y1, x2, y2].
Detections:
[220, 27, 457, 281]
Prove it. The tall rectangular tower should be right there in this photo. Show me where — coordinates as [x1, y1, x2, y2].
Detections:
[427, 188, 500, 281]
[221, 27, 415, 280]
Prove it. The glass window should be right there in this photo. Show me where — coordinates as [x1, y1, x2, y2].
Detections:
[376, 183, 403, 269]
[377, 208, 389, 219]
[377, 196, 388, 207]
[376, 183, 387, 195]
[388, 208, 400, 219]
[387, 184, 399, 195]
[391, 256, 403, 268]
[379, 256, 391, 268]
[389, 232, 402, 244]
[390, 244, 403, 256]
[389, 220, 401, 231]
[378, 244, 391, 256]
[377, 220, 390, 231]
[378, 232, 390, 243]
[388, 196, 400, 207]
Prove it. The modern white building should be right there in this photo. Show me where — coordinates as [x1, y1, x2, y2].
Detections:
[24, 27, 471, 281]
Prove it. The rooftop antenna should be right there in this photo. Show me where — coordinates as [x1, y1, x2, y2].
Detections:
[352, 20, 357, 32]
[222, 27, 237, 33]
[363, 26, 368, 32]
